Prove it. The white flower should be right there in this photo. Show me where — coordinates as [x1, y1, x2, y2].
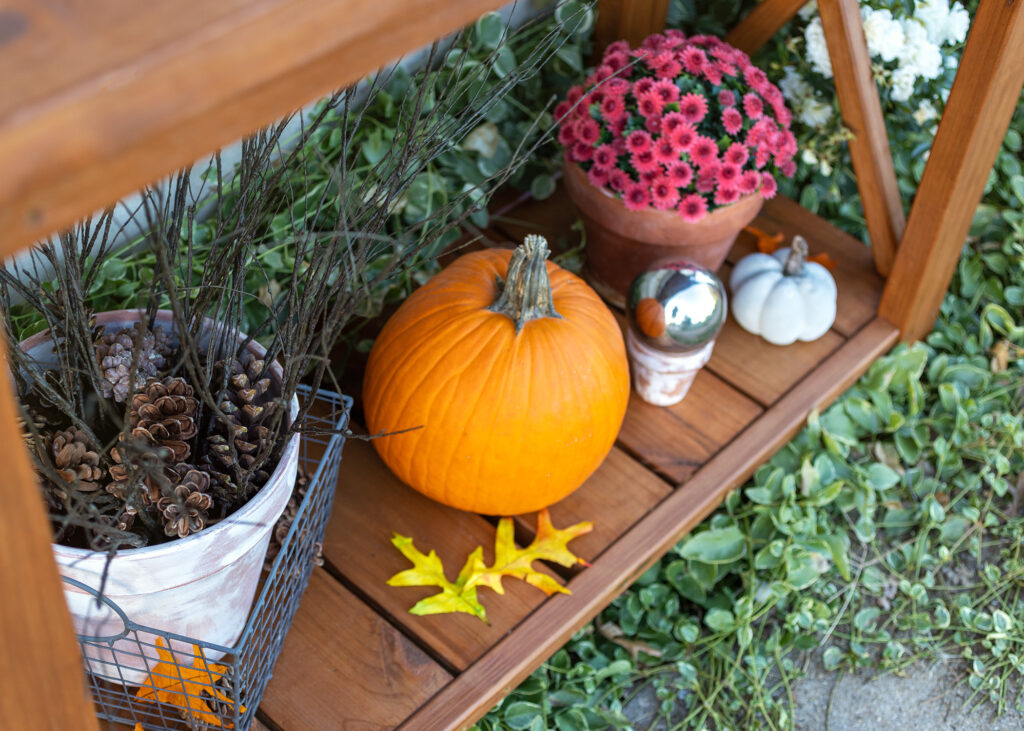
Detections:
[819, 160, 833, 176]
[802, 149, 819, 165]
[915, 0, 969, 46]
[805, 18, 833, 78]
[913, 100, 937, 124]
[890, 65, 917, 102]
[799, 98, 833, 127]
[861, 8, 905, 63]
[899, 20, 943, 80]
[798, 0, 818, 20]
[779, 66, 812, 101]
[946, 2, 970, 44]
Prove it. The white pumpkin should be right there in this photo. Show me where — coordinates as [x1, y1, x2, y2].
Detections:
[729, 236, 837, 345]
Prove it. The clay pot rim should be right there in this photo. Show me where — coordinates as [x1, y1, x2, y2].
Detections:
[22, 309, 301, 560]
[563, 159, 764, 244]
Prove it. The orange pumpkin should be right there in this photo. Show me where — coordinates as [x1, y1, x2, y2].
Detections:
[635, 297, 666, 339]
[363, 235, 629, 515]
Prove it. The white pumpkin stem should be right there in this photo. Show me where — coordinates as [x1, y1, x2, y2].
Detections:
[784, 236, 809, 276]
[489, 234, 562, 333]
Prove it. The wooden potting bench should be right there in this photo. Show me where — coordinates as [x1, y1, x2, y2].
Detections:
[2, 1, 1023, 729]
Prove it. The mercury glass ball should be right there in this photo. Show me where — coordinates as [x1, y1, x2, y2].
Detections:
[626, 259, 728, 353]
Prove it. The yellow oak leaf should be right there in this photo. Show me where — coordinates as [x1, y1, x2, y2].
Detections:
[387, 509, 592, 622]
[133, 637, 243, 730]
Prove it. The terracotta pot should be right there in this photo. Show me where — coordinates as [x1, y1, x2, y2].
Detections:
[563, 161, 763, 308]
[20, 310, 299, 683]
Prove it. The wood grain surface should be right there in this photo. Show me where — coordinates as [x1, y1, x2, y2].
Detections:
[725, 0, 809, 55]
[0, 0, 507, 258]
[320, 437, 556, 672]
[593, 0, 670, 51]
[401, 317, 898, 730]
[880, 0, 1024, 340]
[818, 0, 905, 276]
[0, 341, 98, 729]
[259, 570, 451, 730]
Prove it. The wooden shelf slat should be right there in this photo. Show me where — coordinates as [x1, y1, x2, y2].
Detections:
[401, 317, 899, 729]
[320, 438, 556, 672]
[0, 0, 506, 257]
[259, 570, 452, 730]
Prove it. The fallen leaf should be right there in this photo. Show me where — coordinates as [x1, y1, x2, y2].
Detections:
[745, 224, 785, 253]
[596, 619, 663, 661]
[808, 252, 838, 271]
[133, 637, 243, 730]
[387, 509, 592, 622]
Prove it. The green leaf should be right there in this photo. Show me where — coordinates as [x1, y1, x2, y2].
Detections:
[504, 701, 543, 729]
[864, 463, 900, 491]
[823, 646, 843, 671]
[679, 526, 746, 565]
[474, 12, 505, 50]
[530, 174, 556, 200]
[704, 608, 736, 633]
[854, 607, 881, 632]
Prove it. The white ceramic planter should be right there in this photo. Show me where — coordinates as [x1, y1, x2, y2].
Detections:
[20, 310, 299, 684]
[627, 328, 714, 406]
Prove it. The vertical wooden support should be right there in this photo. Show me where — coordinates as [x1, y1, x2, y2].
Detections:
[0, 339, 98, 729]
[880, 0, 1024, 341]
[725, 0, 808, 55]
[594, 0, 669, 51]
[818, 0, 905, 276]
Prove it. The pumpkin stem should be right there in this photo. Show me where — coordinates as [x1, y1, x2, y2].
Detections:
[489, 235, 562, 333]
[783, 235, 809, 276]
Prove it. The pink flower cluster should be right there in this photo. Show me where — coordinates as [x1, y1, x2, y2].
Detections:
[555, 31, 797, 222]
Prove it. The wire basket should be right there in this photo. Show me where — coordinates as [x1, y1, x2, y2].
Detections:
[70, 387, 351, 730]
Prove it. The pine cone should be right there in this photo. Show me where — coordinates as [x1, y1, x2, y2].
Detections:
[203, 355, 279, 492]
[50, 428, 104, 492]
[157, 465, 213, 539]
[119, 376, 199, 464]
[94, 323, 172, 403]
[263, 469, 310, 570]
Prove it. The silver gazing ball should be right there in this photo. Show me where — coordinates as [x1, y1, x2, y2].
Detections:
[626, 259, 728, 353]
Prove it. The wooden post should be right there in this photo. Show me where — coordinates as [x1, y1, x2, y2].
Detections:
[0, 338, 99, 730]
[818, 0, 905, 277]
[725, 0, 808, 55]
[880, 0, 1024, 341]
[594, 0, 669, 51]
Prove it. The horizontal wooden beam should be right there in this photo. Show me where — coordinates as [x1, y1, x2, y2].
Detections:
[818, 0, 905, 276]
[0, 0, 506, 261]
[880, 0, 1024, 340]
[725, 0, 808, 56]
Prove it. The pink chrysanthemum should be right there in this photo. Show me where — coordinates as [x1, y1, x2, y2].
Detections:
[742, 93, 764, 120]
[653, 137, 679, 164]
[608, 168, 631, 192]
[650, 177, 681, 210]
[722, 107, 743, 135]
[739, 170, 761, 195]
[612, 137, 629, 155]
[760, 172, 778, 199]
[679, 93, 708, 125]
[696, 172, 717, 194]
[633, 78, 656, 97]
[638, 95, 663, 118]
[650, 79, 681, 105]
[665, 28, 686, 44]
[666, 161, 694, 188]
[743, 66, 768, 89]
[689, 135, 718, 167]
[754, 146, 772, 169]
[716, 163, 742, 188]
[640, 168, 661, 184]
[671, 123, 698, 153]
[678, 193, 708, 223]
[592, 144, 618, 171]
[631, 148, 661, 173]
[570, 142, 593, 162]
[715, 59, 738, 77]
[554, 101, 572, 122]
[661, 112, 687, 135]
[724, 142, 749, 167]
[576, 118, 601, 145]
[718, 89, 737, 107]
[779, 160, 797, 178]
[604, 51, 630, 73]
[604, 77, 631, 96]
[655, 59, 683, 79]
[625, 130, 653, 154]
[715, 186, 741, 206]
[601, 95, 626, 122]
[702, 65, 723, 86]
[681, 47, 708, 74]
[645, 114, 663, 135]
[644, 49, 675, 73]
[557, 124, 576, 147]
[605, 40, 630, 56]
[566, 86, 584, 106]
[623, 182, 652, 212]
[588, 166, 611, 188]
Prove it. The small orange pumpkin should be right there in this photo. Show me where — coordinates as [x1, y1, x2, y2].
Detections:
[634, 297, 666, 339]
[363, 235, 629, 515]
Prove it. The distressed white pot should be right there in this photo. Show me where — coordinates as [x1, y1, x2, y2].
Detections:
[21, 310, 299, 684]
[627, 328, 714, 406]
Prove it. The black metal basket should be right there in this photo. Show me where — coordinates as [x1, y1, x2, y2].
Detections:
[69, 387, 350, 730]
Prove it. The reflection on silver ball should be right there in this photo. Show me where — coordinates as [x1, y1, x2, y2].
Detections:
[626, 259, 728, 352]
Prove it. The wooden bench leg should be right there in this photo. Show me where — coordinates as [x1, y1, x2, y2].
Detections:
[594, 0, 669, 51]
[819, 0, 905, 277]
[0, 339, 98, 730]
[880, 0, 1024, 341]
